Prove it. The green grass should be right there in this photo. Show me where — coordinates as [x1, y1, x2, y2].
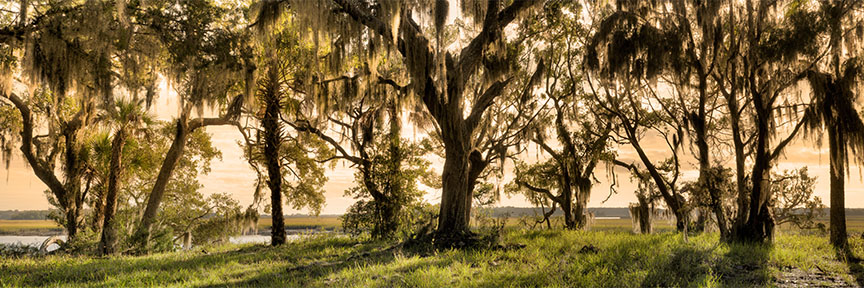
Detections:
[2, 228, 863, 287]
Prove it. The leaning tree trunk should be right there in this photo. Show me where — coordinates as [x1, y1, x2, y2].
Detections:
[829, 127, 847, 249]
[100, 129, 126, 255]
[625, 123, 686, 232]
[134, 97, 240, 250]
[5, 93, 79, 241]
[136, 117, 191, 248]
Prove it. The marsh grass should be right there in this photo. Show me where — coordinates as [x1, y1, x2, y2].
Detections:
[2, 229, 863, 287]
[0, 220, 62, 235]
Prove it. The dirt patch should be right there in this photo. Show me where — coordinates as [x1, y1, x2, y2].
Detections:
[774, 267, 850, 287]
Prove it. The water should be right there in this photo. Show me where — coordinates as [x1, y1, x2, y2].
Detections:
[0, 235, 66, 252]
[0, 234, 301, 250]
[229, 234, 301, 244]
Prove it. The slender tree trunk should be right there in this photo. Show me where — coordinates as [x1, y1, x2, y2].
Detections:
[694, 72, 730, 238]
[829, 128, 847, 249]
[91, 179, 106, 234]
[263, 68, 286, 246]
[625, 124, 686, 232]
[723, 5, 750, 234]
[100, 129, 126, 255]
[827, 8, 847, 250]
[697, 130, 729, 238]
[724, 66, 749, 238]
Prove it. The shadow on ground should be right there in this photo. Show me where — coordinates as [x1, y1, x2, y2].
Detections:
[841, 248, 864, 287]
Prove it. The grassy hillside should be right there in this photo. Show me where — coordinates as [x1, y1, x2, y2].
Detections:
[1, 229, 863, 287]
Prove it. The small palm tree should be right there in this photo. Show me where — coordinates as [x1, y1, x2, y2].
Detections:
[803, 59, 864, 250]
[99, 97, 152, 255]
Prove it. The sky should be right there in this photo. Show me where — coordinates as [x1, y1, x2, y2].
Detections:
[2, 79, 864, 214]
[2, 1, 864, 214]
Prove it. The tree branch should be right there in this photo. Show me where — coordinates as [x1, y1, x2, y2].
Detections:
[3, 92, 65, 197]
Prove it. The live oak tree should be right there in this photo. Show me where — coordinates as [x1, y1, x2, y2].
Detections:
[0, 0, 134, 240]
[657, 0, 731, 238]
[248, 3, 435, 241]
[509, 1, 613, 230]
[288, 80, 439, 239]
[713, 0, 827, 243]
[279, 0, 544, 244]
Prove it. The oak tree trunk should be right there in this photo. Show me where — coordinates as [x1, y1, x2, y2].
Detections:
[437, 143, 473, 239]
[61, 123, 83, 241]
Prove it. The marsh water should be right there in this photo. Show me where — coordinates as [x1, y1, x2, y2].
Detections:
[0, 234, 304, 252]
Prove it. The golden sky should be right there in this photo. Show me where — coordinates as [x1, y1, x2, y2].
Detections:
[2, 116, 863, 214]
[2, 79, 864, 214]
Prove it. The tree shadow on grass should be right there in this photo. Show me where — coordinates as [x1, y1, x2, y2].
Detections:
[838, 247, 864, 286]
[640, 243, 715, 287]
[715, 241, 772, 286]
[209, 243, 459, 287]
[466, 233, 676, 287]
[847, 259, 864, 286]
[640, 237, 772, 287]
[5, 237, 371, 287]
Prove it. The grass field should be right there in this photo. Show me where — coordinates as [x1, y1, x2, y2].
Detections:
[2, 229, 863, 287]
